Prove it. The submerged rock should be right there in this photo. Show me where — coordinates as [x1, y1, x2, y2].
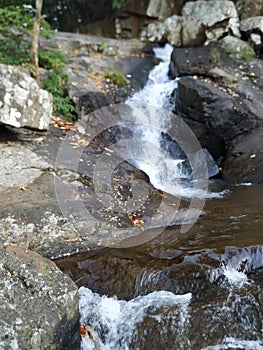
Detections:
[0, 64, 52, 130]
[0, 245, 79, 349]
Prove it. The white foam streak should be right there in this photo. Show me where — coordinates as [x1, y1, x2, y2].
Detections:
[79, 287, 192, 350]
[209, 246, 263, 288]
[200, 337, 263, 350]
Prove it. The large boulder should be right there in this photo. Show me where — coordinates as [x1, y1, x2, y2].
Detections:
[146, 0, 179, 20]
[182, 0, 240, 46]
[176, 76, 263, 165]
[146, 15, 183, 46]
[223, 127, 263, 183]
[170, 42, 263, 183]
[115, 0, 188, 39]
[0, 64, 52, 130]
[240, 16, 263, 52]
[0, 245, 79, 349]
[236, 0, 263, 20]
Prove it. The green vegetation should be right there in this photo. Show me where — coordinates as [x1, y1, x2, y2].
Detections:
[235, 45, 255, 62]
[42, 69, 78, 120]
[224, 42, 255, 62]
[98, 41, 105, 53]
[0, 5, 51, 67]
[105, 70, 129, 88]
[209, 46, 221, 64]
[0, 4, 77, 120]
[112, 0, 125, 9]
[38, 49, 67, 70]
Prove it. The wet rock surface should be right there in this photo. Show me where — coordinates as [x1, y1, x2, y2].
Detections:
[170, 41, 263, 183]
[58, 183, 263, 349]
[0, 245, 79, 349]
[1, 23, 263, 349]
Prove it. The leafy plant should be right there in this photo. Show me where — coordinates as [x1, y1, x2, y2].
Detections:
[0, 5, 52, 67]
[105, 70, 129, 87]
[209, 46, 221, 64]
[42, 69, 78, 120]
[112, 0, 125, 9]
[38, 49, 67, 70]
[0, 5, 52, 39]
[236, 45, 255, 61]
[98, 41, 105, 53]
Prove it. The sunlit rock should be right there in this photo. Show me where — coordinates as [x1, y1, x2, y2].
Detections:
[182, 0, 240, 46]
[146, 0, 177, 20]
[0, 64, 52, 130]
[240, 16, 263, 50]
[146, 15, 183, 46]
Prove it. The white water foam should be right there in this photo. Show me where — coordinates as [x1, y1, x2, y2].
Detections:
[79, 287, 192, 350]
[200, 337, 263, 350]
[125, 44, 221, 199]
[209, 246, 263, 288]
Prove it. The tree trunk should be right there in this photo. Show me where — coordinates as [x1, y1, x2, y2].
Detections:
[30, 0, 43, 83]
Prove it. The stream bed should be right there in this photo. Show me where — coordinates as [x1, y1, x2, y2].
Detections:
[56, 182, 263, 350]
[55, 44, 263, 349]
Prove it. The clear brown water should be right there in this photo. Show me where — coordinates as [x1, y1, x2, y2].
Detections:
[56, 44, 263, 349]
[56, 182, 263, 349]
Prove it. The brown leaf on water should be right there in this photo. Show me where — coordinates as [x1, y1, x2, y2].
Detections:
[128, 213, 144, 229]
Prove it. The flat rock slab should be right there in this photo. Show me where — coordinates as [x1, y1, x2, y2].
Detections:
[40, 32, 146, 57]
[0, 245, 79, 349]
[0, 123, 195, 259]
[0, 142, 50, 190]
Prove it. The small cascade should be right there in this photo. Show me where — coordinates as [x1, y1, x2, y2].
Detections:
[209, 245, 263, 288]
[79, 287, 191, 350]
[124, 44, 219, 198]
[200, 337, 263, 350]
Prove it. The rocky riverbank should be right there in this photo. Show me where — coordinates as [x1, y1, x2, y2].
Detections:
[1, 0, 263, 347]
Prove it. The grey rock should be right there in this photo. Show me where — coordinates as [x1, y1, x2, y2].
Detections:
[240, 16, 263, 49]
[147, 21, 167, 43]
[223, 127, 263, 183]
[116, 0, 187, 39]
[0, 245, 79, 349]
[219, 35, 256, 58]
[0, 64, 52, 130]
[236, 0, 263, 20]
[176, 76, 262, 161]
[146, 15, 183, 46]
[240, 16, 263, 33]
[40, 32, 145, 58]
[0, 142, 50, 191]
[182, 0, 240, 46]
[146, 0, 177, 20]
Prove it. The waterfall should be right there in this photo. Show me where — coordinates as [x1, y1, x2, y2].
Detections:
[124, 44, 219, 198]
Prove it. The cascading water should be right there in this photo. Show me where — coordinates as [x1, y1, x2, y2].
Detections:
[77, 46, 263, 350]
[124, 43, 219, 198]
[79, 289, 192, 350]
